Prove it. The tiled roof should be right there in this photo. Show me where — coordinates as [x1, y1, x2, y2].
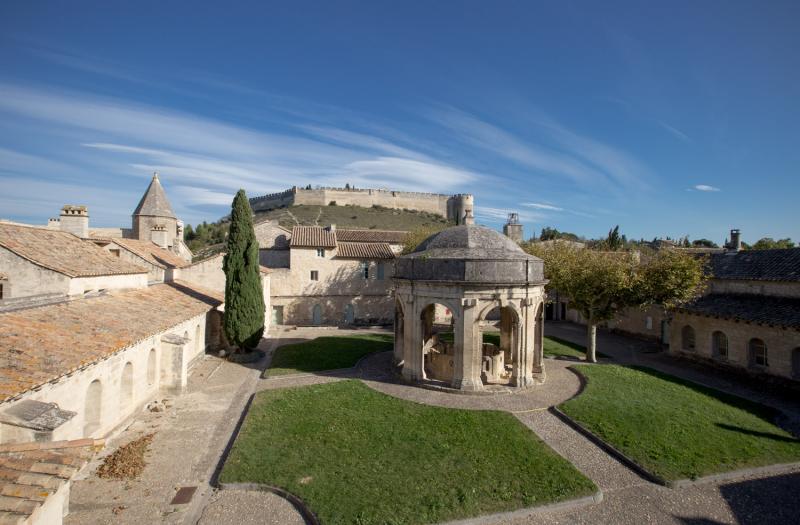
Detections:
[709, 248, 800, 282]
[0, 282, 222, 402]
[132, 173, 176, 218]
[336, 229, 408, 244]
[290, 226, 337, 248]
[677, 293, 800, 329]
[0, 438, 102, 524]
[0, 223, 147, 278]
[336, 242, 395, 259]
[112, 238, 188, 269]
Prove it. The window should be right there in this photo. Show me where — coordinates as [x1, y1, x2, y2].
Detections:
[0, 283, 3, 300]
[645, 316, 653, 330]
[712, 331, 728, 359]
[749, 338, 768, 367]
[681, 325, 695, 351]
[109, 249, 120, 257]
[310, 270, 319, 281]
[316, 248, 325, 258]
[377, 262, 385, 280]
[360, 261, 369, 279]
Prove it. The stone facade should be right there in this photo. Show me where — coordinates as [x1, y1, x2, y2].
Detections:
[249, 186, 475, 224]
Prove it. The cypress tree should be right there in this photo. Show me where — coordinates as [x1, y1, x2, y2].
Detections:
[223, 190, 265, 351]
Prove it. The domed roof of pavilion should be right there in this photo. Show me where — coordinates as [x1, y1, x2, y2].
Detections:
[395, 225, 544, 284]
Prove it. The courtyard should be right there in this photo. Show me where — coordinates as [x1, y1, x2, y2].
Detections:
[63, 324, 800, 525]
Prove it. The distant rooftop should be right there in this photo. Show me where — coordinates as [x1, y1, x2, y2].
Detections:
[132, 172, 176, 219]
[709, 248, 800, 282]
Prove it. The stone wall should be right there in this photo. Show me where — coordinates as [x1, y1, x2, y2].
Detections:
[0, 247, 70, 299]
[0, 313, 214, 444]
[670, 311, 800, 380]
[249, 187, 474, 222]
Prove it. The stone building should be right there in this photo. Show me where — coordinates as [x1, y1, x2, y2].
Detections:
[130, 173, 192, 260]
[258, 223, 405, 326]
[503, 212, 524, 244]
[0, 222, 149, 306]
[670, 247, 800, 380]
[393, 224, 547, 391]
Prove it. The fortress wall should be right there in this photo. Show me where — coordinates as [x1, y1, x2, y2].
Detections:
[249, 186, 473, 220]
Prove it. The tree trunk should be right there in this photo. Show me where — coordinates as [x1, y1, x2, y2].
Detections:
[586, 322, 597, 363]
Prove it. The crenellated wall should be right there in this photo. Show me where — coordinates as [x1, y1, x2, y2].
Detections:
[249, 186, 473, 222]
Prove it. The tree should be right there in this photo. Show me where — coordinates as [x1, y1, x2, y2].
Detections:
[402, 224, 449, 255]
[184, 224, 195, 242]
[752, 237, 795, 250]
[605, 225, 622, 251]
[526, 243, 706, 362]
[692, 238, 718, 248]
[539, 226, 580, 242]
[223, 190, 265, 351]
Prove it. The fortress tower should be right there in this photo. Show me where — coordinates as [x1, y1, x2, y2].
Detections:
[447, 194, 474, 225]
[131, 172, 180, 251]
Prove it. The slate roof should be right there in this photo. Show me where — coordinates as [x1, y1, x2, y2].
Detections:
[0, 438, 102, 524]
[0, 223, 147, 278]
[709, 248, 800, 282]
[132, 173, 176, 218]
[0, 282, 222, 402]
[290, 226, 337, 248]
[677, 293, 800, 329]
[336, 229, 407, 244]
[336, 242, 395, 259]
[112, 238, 188, 269]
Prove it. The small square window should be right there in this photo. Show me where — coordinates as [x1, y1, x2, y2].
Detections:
[316, 249, 325, 258]
[360, 261, 369, 279]
[310, 270, 319, 281]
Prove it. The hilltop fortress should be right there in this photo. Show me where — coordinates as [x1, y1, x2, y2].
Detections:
[249, 186, 475, 224]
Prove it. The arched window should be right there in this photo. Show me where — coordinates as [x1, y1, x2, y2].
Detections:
[147, 349, 157, 386]
[712, 331, 728, 358]
[749, 339, 768, 367]
[681, 325, 695, 351]
[792, 348, 800, 379]
[195, 324, 203, 353]
[121, 362, 134, 410]
[84, 380, 102, 437]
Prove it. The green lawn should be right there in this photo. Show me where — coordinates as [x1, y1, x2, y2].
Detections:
[560, 365, 800, 482]
[221, 381, 596, 525]
[268, 334, 393, 376]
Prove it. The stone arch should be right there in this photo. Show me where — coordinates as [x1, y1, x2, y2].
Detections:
[681, 325, 695, 351]
[121, 362, 134, 411]
[147, 348, 157, 386]
[393, 299, 405, 364]
[84, 379, 103, 437]
[419, 302, 457, 383]
[534, 300, 544, 372]
[712, 331, 728, 358]
[478, 304, 518, 386]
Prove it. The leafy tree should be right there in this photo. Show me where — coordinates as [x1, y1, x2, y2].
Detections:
[526, 243, 706, 362]
[692, 238, 718, 248]
[184, 224, 195, 242]
[752, 237, 795, 250]
[402, 225, 449, 255]
[539, 226, 580, 242]
[223, 190, 265, 351]
[605, 225, 622, 251]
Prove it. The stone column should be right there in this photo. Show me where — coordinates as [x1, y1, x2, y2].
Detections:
[532, 299, 544, 375]
[453, 298, 481, 391]
[514, 299, 536, 387]
[402, 298, 424, 382]
[393, 299, 405, 365]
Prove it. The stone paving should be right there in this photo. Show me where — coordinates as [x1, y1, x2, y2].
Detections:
[65, 324, 800, 524]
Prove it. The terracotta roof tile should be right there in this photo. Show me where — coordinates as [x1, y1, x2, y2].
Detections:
[290, 226, 337, 248]
[0, 223, 147, 278]
[678, 293, 800, 329]
[0, 439, 101, 523]
[336, 229, 407, 244]
[709, 248, 800, 282]
[336, 242, 395, 259]
[112, 238, 188, 269]
[0, 282, 222, 402]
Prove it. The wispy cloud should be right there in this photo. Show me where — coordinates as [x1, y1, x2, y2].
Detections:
[692, 184, 721, 192]
[656, 120, 691, 143]
[523, 202, 564, 211]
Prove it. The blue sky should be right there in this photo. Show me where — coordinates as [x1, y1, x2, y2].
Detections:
[1, 1, 797, 244]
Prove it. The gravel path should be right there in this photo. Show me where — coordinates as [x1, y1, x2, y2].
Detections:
[198, 489, 305, 525]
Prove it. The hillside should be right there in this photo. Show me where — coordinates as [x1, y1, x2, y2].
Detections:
[255, 204, 452, 231]
[186, 204, 453, 260]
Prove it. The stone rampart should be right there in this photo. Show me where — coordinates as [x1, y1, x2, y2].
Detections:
[249, 186, 473, 222]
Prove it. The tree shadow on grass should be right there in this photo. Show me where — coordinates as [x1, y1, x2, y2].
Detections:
[267, 334, 393, 376]
[714, 423, 799, 443]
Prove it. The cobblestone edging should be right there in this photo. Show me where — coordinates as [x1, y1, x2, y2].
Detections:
[217, 482, 320, 525]
[438, 490, 603, 525]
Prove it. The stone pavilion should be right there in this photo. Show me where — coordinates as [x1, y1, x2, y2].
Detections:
[393, 222, 548, 392]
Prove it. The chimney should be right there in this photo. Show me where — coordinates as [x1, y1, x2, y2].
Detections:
[464, 208, 475, 226]
[59, 205, 89, 238]
[728, 229, 742, 252]
[151, 225, 170, 249]
[327, 224, 336, 232]
[503, 212, 524, 243]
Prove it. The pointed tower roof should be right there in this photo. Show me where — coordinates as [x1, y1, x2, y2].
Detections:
[133, 172, 176, 218]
